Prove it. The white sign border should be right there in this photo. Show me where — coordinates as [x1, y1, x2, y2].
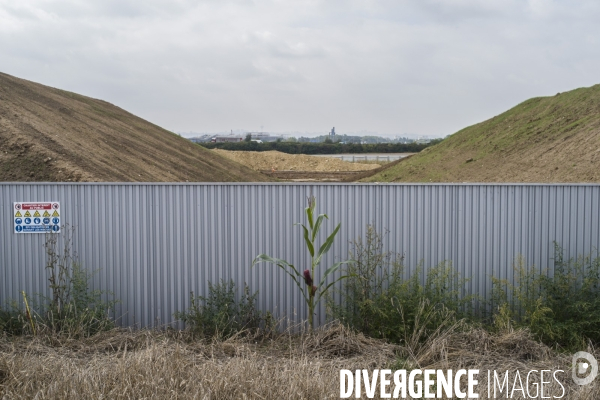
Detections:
[13, 201, 61, 234]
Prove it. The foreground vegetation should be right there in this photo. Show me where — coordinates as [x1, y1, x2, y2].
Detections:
[2, 322, 599, 399]
[0, 226, 115, 338]
[328, 227, 600, 352]
[2, 217, 600, 398]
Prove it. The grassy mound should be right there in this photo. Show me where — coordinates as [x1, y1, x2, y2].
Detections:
[364, 84, 600, 182]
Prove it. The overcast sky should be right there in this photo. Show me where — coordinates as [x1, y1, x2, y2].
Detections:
[1, 0, 599, 138]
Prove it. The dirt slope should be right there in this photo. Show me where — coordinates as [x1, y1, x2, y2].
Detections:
[212, 149, 380, 172]
[364, 84, 600, 182]
[0, 72, 271, 182]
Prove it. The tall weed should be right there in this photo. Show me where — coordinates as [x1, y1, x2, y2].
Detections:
[0, 303, 26, 336]
[39, 226, 117, 337]
[174, 280, 273, 339]
[329, 226, 473, 344]
[1, 225, 117, 337]
[492, 243, 600, 349]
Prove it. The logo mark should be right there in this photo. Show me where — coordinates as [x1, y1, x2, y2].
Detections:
[573, 351, 598, 385]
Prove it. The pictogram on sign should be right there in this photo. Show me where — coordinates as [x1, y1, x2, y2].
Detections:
[13, 202, 61, 234]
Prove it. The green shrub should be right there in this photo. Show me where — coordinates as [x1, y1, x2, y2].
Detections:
[0, 303, 26, 336]
[2, 227, 116, 338]
[38, 226, 117, 338]
[491, 243, 600, 349]
[174, 280, 272, 339]
[329, 225, 473, 344]
[5, 226, 117, 338]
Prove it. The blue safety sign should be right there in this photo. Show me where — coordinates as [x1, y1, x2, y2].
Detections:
[13, 202, 61, 234]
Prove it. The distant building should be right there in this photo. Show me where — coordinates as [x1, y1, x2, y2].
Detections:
[211, 135, 244, 143]
[188, 135, 213, 143]
[330, 127, 336, 138]
[247, 133, 285, 142]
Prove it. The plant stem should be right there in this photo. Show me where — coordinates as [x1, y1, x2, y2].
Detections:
[309, 254, 314, 331]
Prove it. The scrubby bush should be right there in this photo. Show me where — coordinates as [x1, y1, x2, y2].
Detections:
[174, 280, 272, 339]
[1, 225, 117, 337]
[492, 243, 600, 349]
[38, 226, 117, 337]
[0, 305, 26, 336]
[329, 226, 473, 344]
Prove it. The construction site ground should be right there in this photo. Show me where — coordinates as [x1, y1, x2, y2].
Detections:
[0, 72, 271, 182]
[211, 149, 381, 181]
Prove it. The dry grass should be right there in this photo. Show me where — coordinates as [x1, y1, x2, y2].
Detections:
[211, 149, 380, 172]
[1, 322, 599, 399]
[408, 327, 600, 399]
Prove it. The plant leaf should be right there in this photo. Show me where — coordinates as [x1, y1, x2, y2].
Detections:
[300, 224, 314, 257]
[314, 223, 341, 266]
[251, 254, 308, 303]
[318, 260, 354, 288]
[312, 214, 328, 242]
[316, 274, 352, 303]
[306, 205, 314, 230]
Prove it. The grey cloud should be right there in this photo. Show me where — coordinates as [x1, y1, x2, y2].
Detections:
[1, 0, 600, 135]
[242, 31, 327, 60]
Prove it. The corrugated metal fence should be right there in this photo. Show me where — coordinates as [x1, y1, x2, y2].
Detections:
[2, 183, 599, 328]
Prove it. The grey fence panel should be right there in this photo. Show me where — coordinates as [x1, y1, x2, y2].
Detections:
[2, 183, 600, 328]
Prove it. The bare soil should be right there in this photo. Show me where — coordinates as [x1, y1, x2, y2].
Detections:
[261, 170, 366, 181]
[212, 149, 379, 181]
[0, 72, 272, 182]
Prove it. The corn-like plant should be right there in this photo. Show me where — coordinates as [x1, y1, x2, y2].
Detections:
[252, 196, 352, 330]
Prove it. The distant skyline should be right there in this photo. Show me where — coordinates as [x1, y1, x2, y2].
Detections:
[177, 130, 425, 139]
[2, 1, 599, 137]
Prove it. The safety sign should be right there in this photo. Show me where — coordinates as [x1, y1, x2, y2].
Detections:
[13, 202, 61, 233]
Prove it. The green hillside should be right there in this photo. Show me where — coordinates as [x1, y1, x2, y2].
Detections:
[363, 85, 600, 182]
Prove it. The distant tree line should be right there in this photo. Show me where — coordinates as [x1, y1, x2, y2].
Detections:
[198, 140, 442, 154]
